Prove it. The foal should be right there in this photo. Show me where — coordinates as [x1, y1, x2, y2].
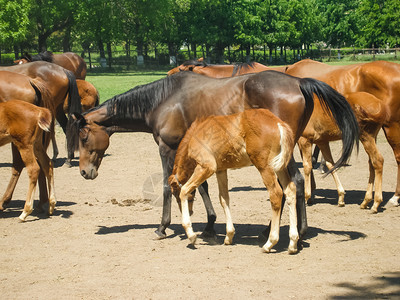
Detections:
[0, 100, 56, 221]
[169, 109, 298, 254]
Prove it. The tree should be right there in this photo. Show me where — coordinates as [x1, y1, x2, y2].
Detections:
[0, 0, 31, 48]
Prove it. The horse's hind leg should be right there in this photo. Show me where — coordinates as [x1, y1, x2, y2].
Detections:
[18, 148, 41, 221]
[0, 144, 24, 210]
[382, 124, 400, 207]
[258, 167, 283, 253]
[287, 158, 308, 240]
[35, 143, 56, 215]
[359, 134, 384, 213]
[318, 143, 346, 207]
[276, 168, 299, 254]
[215, 170, 235, 245]
[297, 137, 315, 205]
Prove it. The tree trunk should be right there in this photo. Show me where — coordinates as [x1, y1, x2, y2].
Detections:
[107, 42, 112, 68]
[63, 27, 71, 52]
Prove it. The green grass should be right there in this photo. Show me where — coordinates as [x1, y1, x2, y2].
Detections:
[86, 69, 168, 103]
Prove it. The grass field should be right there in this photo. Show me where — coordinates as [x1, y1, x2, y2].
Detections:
[86, 69, 169, 103]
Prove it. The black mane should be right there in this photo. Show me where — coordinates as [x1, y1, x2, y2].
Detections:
[232, 62, 257, 76]
[182, 59, 208, 67]
[22, 51, 54, 63]
[85, 73, 186, 123]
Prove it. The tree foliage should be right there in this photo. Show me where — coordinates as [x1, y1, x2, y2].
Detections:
[2, 0, 400, 55]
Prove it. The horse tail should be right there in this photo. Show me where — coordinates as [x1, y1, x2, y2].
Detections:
[271, 122, 295, 172]
[64, 69, 82, 153]
[37, 108, 52, 132]
[299, 78, 360, 174]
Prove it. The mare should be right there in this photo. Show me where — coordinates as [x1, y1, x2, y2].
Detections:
[0, 61, 82, 164]
[286, 59, 399, 211]
[70, 70, 359, 241]
[15, 51, 87, 80]
[0, 100, 55, 221]
[169, 109, 298, 253]
[167, 59, 286, 77]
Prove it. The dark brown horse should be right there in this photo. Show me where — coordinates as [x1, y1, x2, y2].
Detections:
[71, 70, 359, 242]
[0, 100, 55, 221]
[0, 61, 82, 163]
[15, 51, 87, 80]
[167, 59, 286, 77]
[169, 109, 298, 253]
[286, 59, 400, 209]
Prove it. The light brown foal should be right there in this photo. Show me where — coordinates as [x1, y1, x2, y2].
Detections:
[0, 100, 56, 221]
[169, 109, 299, 254]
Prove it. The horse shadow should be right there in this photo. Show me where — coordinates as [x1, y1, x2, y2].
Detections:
[329, 271, 400, 299]
[0, 199, 75, 220]
[95, 221, 366, 254]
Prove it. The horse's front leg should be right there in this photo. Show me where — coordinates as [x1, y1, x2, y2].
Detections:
[197, 181, 217, 239]
[0, 144, 24, 210]
[155, 144, 176, 239]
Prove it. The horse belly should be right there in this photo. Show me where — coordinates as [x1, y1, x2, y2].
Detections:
[216, 144, 252, 170]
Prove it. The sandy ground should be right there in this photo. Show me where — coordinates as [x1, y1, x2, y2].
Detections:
[0, 126, 399, 299]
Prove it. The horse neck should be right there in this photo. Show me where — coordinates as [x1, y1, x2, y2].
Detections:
[84, 93, 153, 134]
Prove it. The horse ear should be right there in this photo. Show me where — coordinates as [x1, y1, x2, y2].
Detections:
[71, 112, 87, 128]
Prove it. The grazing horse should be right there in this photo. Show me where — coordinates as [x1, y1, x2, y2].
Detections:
[167, 59, 286, 77]
[45, 79, 100, 161]
[0, 61, 82, 163]
[0, 100, 56, 221]
[286, 59, 400, 210]
[15, 51, 87, 80]
[71, 70, 359, 241]
[169, 109, 299, 254]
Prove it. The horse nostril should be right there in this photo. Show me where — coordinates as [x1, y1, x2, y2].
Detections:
[81, 170, 86, 177]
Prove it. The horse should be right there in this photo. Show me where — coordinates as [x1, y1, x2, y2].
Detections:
[167, 59, 287, 77]
[0, 100, 56, 221]
[286, 59, 400, 210]
[70, 70, 359, 242]
[46, 79, 100, 161]
[297, 91, 386, 212]
[0, 61, 83, 164]
[0, 71, 56, 206]
[15, 51, 87, 80]
[169, 109, 299, 254]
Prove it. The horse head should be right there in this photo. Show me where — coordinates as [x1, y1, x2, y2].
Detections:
[72, 113, 110, 180]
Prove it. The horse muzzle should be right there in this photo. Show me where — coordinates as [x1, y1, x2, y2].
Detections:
[80, 168, 98, 180]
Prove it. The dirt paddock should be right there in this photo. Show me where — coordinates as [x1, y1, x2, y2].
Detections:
[0, 127, 399, 299]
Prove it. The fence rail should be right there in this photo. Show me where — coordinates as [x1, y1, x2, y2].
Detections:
[1, 47, 399, 69]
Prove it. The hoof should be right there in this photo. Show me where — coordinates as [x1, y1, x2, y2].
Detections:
[200, 230, 218, 244]
[337, 202, 345, 207]
[360, 203, 368, 210]
[288, 247, 298, 255]
[188, 234, 197, 245]
[385, 198, 399, 208]
[64, 159, 72, 168]
[154, 229, 167, 240]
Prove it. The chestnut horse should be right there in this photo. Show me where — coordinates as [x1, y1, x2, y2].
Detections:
[0, 100, 55, 221]
[167, 59, 286, 77]
[0, 71, 55, 206]
[71, 70, 359, 242]
[286, 59, 400, 210]
[0, 61, 82, 163]
[169, 109, 298, 253]
[15, 51, 87, 80]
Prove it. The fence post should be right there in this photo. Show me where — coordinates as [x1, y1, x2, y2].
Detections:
[88, 48, 92, 70]
[373, 44, 375, 61]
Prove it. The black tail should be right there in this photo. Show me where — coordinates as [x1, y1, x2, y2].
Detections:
[64, 70, 82, 155]
[299, 78, 359, 174]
